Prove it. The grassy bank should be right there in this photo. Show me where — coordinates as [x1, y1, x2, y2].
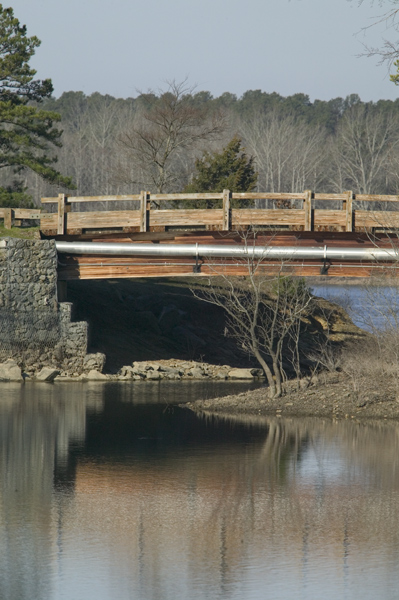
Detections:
[0, 224, 40, 239]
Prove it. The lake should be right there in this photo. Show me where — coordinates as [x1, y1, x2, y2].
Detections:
[1, 380, 399, 600]
[311, 282, 399, 331]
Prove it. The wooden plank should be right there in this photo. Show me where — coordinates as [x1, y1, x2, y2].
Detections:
[345, 190, 353, 232]
[313, 210, 346, 226]
[149, 193, 224, 201]
[150, 209, 223, 227]
[67, 211, 141, 229]
[354, 210, 399, 229]
[3, 208, 12, 229]
[232, 192, 306, 201]
[40, 214, 58, 229]
[140, 191, 148, 232]
[222, 189, 230, 231]
[314, 193, 348, 201]
[304, 190, 312, 231]
[41, 207, 380, 234]
[57, 254, 389, 281]
[354, 194, 399, 203]
[41, 211, 142, 232]
[232, 209, 306, 227]
[57, 194, 66, 235]
[42, 194, 141, 204]
[41, 192, 399, 206]
[13, 209, 41, 219]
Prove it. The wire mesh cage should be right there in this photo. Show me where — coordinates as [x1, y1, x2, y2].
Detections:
[0, 309, 62, 367]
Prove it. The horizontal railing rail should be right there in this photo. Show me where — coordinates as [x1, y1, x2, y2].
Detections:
[39, 190, 399, 236]
[0, 208, 41, 229]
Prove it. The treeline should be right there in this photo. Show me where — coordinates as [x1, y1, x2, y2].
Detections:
[5, 83, 399, 206]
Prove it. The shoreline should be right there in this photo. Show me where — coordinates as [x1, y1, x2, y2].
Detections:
[184, 372, 399, 421]
[4, 366, 399, 422]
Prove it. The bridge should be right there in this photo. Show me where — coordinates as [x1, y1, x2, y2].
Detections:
[5, 190, 399, 279]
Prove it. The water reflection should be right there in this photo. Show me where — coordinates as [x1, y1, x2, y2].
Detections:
[1, 383, 399, 599]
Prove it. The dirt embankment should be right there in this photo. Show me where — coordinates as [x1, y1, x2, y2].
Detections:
[67, 277, 396, 419]
[66, 277, 365, 374]
[185, 371, 399, 421]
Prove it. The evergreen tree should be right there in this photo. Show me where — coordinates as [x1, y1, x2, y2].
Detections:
[0, 5, 73, 205]
[184, 136, 257, 207]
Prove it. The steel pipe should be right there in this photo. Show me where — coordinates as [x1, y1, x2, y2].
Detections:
[55, 241, 399, 262]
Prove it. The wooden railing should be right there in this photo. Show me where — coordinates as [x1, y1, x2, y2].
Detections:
[40, 190, 399, 236]
[0, 208, 41, 229]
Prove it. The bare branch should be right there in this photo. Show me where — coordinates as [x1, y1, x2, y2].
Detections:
[114, 80, 226, 194]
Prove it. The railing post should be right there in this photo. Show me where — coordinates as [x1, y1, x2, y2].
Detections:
[140, 191, 149, 232]
[57, 193, 66, 235]
[304, 190, 312, 231]
[3, 208, 13, 230]
[344, 190, 353, 232]
[222, 189, 231, 231]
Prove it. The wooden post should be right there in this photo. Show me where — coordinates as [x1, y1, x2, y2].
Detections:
[57, 193, 66, 235]
[344, 190, 353, 232]
[140, 191, 149, 232]
[304, 190, 312, 231]
[222, 189, 230, 231]
[3, 208, 12, 230]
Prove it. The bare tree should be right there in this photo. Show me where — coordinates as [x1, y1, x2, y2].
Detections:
[115, 80, 225, 193]
[241, 111, 327, 202]
[191, 236, 314, 398]
[353, 1, 399, 67]
[328, 105, 399, 195]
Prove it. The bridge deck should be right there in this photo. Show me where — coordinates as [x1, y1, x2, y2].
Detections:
[37, 191, 399, 280]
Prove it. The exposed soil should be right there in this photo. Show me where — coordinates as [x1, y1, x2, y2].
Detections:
[185, 371, 399, 421]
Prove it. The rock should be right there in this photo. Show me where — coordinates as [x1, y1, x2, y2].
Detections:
[36, 367, 60, 382]
[85, 370, 108, 381]
[83, 352, 106, 373]
[215, 372, 227, 379]
[159, 365, 182, 375]
[119, 365, 139, 379]
[0, 359, 23, 382]
[187, 367, 205, 378]
[299, 378, 310, 390]
[132, 361, 160, 372]
[227, 368, 256, 380]
[146, 371, 163, 380]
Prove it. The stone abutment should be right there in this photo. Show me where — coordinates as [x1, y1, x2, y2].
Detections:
[0, 239, 89, 375]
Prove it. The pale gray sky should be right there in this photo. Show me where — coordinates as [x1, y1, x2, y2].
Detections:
[8, 0, 399, 102]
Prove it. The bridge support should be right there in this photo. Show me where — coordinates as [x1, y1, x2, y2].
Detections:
[0, 239, 88, 374]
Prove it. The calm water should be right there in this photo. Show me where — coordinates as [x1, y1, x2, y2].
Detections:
[311, 283, 399, 331]
[1, 381, 399, 599]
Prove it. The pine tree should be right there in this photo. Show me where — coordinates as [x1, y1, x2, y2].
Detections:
[0, 5, 73, 205]
[184, 136, 257, 207]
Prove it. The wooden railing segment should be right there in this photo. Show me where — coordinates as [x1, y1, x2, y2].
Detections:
[40, 190, 399, 236]
[0, 207, 41, 229]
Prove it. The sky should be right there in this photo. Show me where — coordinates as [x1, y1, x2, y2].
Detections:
[8, 0, 399, 103]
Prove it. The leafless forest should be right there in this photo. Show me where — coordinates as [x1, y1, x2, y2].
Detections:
[7, 81, 399, 206]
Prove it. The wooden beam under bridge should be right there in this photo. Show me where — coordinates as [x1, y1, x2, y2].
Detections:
[57, 254, 399, 280]
[56, 231, 399, 281]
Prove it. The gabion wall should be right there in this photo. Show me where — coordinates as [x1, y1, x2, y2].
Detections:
[0, 239, 88, 374]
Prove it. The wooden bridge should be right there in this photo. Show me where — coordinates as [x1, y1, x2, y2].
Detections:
[5, 190, 399, 279]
